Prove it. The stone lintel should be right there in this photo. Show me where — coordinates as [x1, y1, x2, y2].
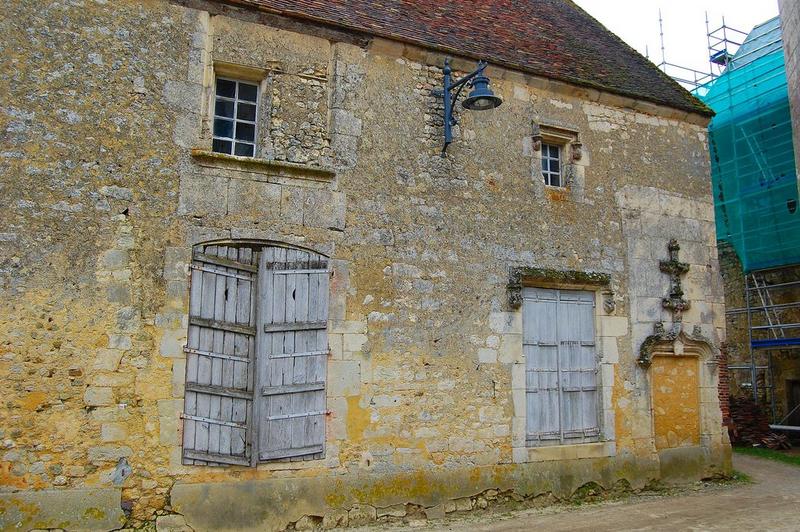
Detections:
[191, 148, 336, 182]
[507, 266, 611, 309]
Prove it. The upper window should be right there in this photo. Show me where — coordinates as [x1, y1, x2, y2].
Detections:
[523, 287, 599, 446]
[212, 78, 259, 158]
[541, 143, 562, 187]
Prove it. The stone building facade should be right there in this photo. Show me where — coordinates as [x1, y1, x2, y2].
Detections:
[780, 0, 800, 174]
[1, 1, 729, 529]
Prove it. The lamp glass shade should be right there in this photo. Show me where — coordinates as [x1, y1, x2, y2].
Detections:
[462, 76, 502, 111]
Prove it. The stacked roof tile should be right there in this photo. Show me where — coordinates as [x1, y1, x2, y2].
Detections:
[218, 0, 712, 116]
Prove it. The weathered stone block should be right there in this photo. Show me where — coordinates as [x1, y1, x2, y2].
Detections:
[489, 312, 522, 334]
[599, 316, 629, 337]
[322, 509, 348, 529]
[160, 329, 186, 358]
[178, 174, 228, 216]
[101, 423, 128, 442]
[477, 347, 497, 363]
[101, 249, 129, 269]
[424, 505, 445, 520]
[227, 178, 282, 218]
[328, 360, 361, 397]
[93, 349, 124, 372]
[172, 359, 186, 397]
[343, 333, 368, 354]
[498, 334, 522, 363]
[88, 445, 132, 463]
[108, 334, 132, 350]
[0, 488, 124, 531]
[348, 504, 377, 526]
[84, 387, 114, 406]
[156, 513, 193, 532]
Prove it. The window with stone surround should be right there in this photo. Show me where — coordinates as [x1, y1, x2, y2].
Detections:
[523, 287, 600, 446]
[532, 123, 583, 192]
[212, 78, 259, 157]
[181, 242, 330, 466]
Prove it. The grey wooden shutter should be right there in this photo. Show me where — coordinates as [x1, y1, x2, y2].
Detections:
[524, 288, 561, 443]
[255, 247, 329, 462]
[523, 287, 599, 445]
[183, 245, 257, 465]
[557, 290, 599, 442]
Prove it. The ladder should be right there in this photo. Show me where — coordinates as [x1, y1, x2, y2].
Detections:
[750, 273, 785, 339]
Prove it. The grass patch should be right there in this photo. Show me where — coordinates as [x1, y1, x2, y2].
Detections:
[734, 445, 800, 467]
[728, 469, 752, 483]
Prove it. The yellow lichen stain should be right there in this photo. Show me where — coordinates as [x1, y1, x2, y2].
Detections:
[83, 507, 106, 520]
[0, 464, 30, 489]
[346, 396, 370, 440]
[651, 356, 700, 450]
[20, 391, 47, 411]
[325, 479, 347, 507]
[545, 187, 568, 202]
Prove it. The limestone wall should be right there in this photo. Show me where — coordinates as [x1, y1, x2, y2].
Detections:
[0, 1, 729, 529]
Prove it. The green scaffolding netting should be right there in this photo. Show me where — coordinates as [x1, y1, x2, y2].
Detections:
[695, 17, 800, 272]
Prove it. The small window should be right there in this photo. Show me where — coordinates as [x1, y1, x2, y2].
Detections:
[212, 78, 259, 158]
[541, 143, 562, 187]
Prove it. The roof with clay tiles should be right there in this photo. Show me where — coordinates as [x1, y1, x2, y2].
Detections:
[216, 0, 713, 116]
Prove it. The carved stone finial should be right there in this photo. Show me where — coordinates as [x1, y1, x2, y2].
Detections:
[659, 239, 690, 322]
[508, 268, 523, 310]
[531, 123, 542, 152]
[602, 290, 615, 314]
[571, 142, 583, 162]
[637, 321, 679, 367]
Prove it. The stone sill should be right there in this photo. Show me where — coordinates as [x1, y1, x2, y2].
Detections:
[191, 149, 336, 182]
[514, 441, 616, 463]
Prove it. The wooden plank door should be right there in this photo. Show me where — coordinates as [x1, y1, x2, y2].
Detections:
[523, 287, 599, 445]
[182, 245, 257, 465]
[255, 247, 329, 462]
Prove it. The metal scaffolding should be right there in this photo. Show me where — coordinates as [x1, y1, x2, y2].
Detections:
[726, 266, 800, 429]
[658, 14, 800, 431]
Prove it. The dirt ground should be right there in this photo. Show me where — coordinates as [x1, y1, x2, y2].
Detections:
[357, 454, 799, 531]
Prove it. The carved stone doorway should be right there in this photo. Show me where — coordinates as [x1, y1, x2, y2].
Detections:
[651, 350, 701, 450]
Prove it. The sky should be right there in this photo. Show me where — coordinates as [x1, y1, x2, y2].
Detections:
[574, 0, 779, 78]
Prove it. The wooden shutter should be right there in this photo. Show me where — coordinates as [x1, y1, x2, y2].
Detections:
[523, 287, 599, 445]
[557, 290, 599, 442]
[255, 247, 329, 462]
[524, 288, 561, 443]
[183, 245, 257, 465]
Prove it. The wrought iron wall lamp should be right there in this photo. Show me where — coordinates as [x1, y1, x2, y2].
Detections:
[433, 58, 502, 155]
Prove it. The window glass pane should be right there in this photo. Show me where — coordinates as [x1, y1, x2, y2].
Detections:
[216, 79, 236, 98]
[215, 99, 235, 118]
[235, 122, 255, 142]
[550, 159, 560, 173]
[213, 118, 234, 138]
[234, 142, 255, 157]
[238, 83, 258, 102]
[237, 103, 257, 121]
[212, 138, 232, 154]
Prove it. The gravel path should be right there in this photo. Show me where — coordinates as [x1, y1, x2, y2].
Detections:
[361, 453, 799, 531]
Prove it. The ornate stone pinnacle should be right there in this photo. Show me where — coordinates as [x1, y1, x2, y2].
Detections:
[659, 239, 690, 321]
